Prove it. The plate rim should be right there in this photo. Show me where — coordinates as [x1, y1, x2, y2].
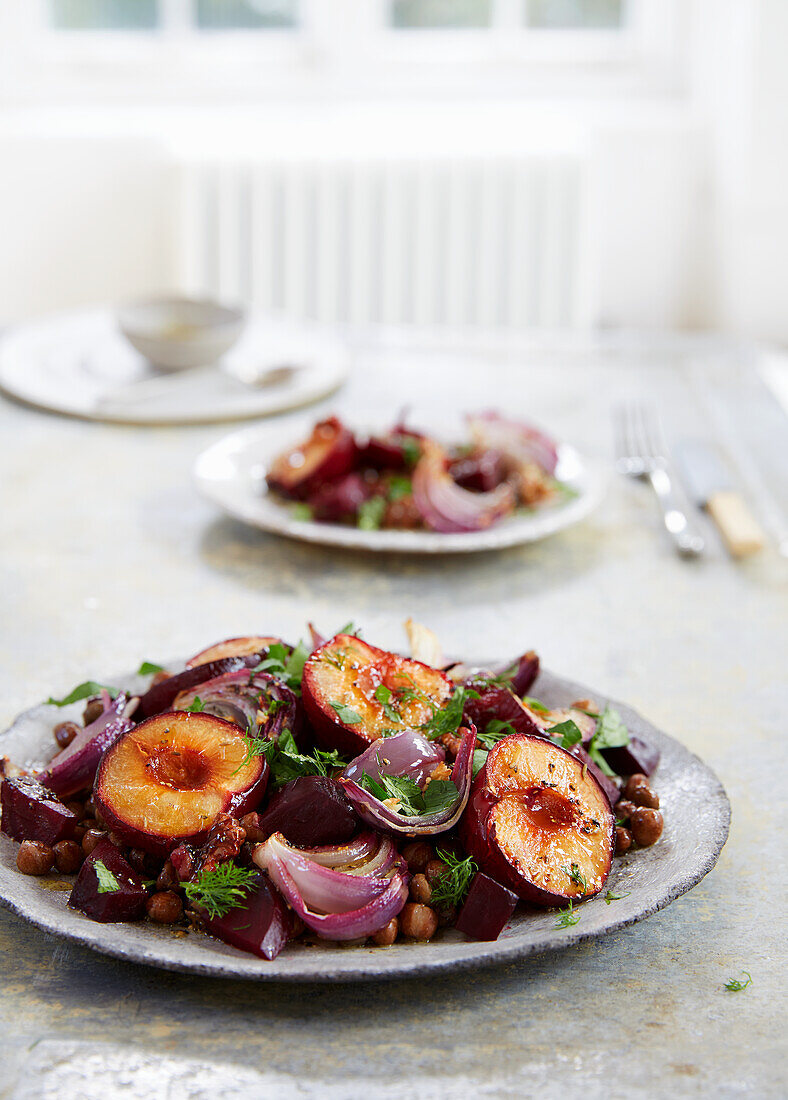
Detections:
[193, 421, 608, 554]
[0, 667, 731, 983]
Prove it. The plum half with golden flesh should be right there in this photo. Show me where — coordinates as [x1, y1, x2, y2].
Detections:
[302, 634, 452, 756]
[266, 416, 357, 500]
[460, 733, 614, 906]
[186, 636, 282, 669]
[94, 712, 269, 856]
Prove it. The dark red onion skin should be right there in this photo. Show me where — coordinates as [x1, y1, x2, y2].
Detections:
[257, 776, 359, 848]
[1, 776, 78, 845]
[603, 736, 660, 778]
[137, 653, 264, 719]
[173, 670, 301, 746]
[464, 684, 544, 739]
[46, 695, 134, 799]
[448, 450, 506, 492]
[204, 872, 291, 960]
[308, 472, 373, 523]
[456, 872, 518, 941]
[501, 652, 540, 698]
[266, 417, 357, 500]
[69, 839, 148, 923]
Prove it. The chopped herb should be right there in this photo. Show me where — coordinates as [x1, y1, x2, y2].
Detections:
[261, 729, 349, 786]
[476, 719, 517, 750]
[472, 748, 489, 777]
[419, 687, 478, 742]
[401, 437, 422, 467]
[186, 696, 205, 713]
[387, 475, 412, 502]
[359, 772, 458, 818]
[137, 661, 164, 676]
[182, 861, 259, 920]
[337, 621, 360, 637]
[554, 900, 580, 928]
[430, 850, 478, 911]
[587, 706, 629, 777]
[46, 681, 118, 707]
[603, 890, 631, 904]
[231, 724, 270, 777]
[357, 496, 387, 531]
[94, 860, 121, 894]
[329, 700, 363, 725]
[253, 641, 309, 693]
[723, 972, 752, 992]
[523, 696, 550, 714]
[373, 685, 401, 724]
[290, 503, 313, 522]
[548, 719, 583, 750]
[564, 863, 588, 892]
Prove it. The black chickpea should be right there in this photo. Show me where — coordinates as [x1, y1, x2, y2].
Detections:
[81, 828, 105, 856]
[372, 918, 399, 946]
[82, 699, 104, 725]
[400, 902, 438, 941]
[53, 722, 79, 750]
[615, 826, 633, 855]
[630, 807, 663, 847]
[409, 873, 431, 904]
[146, 890, 183, 924]
[53, 840, 84, 874]
[401, 841, 433, 874]
[615, 799, 637, 823]
[623, 774, 660, 809]
[17, 840, 54, 876]
[423, 858, 448, 885]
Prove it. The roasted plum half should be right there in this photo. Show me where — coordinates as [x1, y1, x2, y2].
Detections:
[461, 733, 614, 906]
[302, 634, 452, 755]
[186, 636, 281, 669]
[94, 712, 269, 856]
[266, 416, 357, 500]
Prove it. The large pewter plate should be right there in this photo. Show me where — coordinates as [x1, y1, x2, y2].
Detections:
[0, 667, 730, 982]
[194, 418, 606, 554]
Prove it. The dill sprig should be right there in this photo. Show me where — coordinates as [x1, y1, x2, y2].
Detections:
[182, 861, 259, 920]
[554, 900, 580, 928]
[429, 850, 478, 911]
[723, 971, 752, 993]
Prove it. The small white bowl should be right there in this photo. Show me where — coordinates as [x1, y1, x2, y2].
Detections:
[117, 296, 246, 371]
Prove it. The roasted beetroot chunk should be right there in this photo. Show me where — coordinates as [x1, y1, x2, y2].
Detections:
[257, 776, 359, 848]
[69, 839, 148, 923]
[1, 776, 78, 845]
[602, 736, 660, 778]
[461, 734, 614, 906]
[357, 431, 422, 471]
[266, 416, 357, 500]
[448, 450, 506, 493]
[94, 712, 269, 856]
[456, 872, 518, 941]
[137, 653, 264, 719]
[302, 634, 452, 756]
[204, 872, 291, 960]
[308, 473, 373, 523]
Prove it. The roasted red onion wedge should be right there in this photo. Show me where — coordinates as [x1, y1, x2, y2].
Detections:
[266, 416, 357, 500]
[45, 691, 136, 799]
[468, 411, 559, 477]
[464, 685, 544, 740]
[302, 634, 452, 756]
[254, 832, 409, 941]
[339, 724, 476, 836]
[461, 733, 614, 906]
[174, 670, 298, 742]
[342, 730, 445, 789]
[94, 712, 269, 856]
[412, 439, 515, 534]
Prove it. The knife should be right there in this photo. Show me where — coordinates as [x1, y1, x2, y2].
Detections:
[676, 439, 765, 558]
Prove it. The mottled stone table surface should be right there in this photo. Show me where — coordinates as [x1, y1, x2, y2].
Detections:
[0, 330, 785, 1099]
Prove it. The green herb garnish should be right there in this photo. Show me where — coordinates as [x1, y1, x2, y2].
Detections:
[231, 722, 270, 777]
[554, 900, 580, 928]
[253, 641, 309, 693]
[359, 773, 459, 818]
[430, 850, 478, 911]
[182, 861, 259, 920]
[564, 863, 588, 892]
[137, 661, 164, 676]
[46, 681, 118, 707]
[186, 696, 205, 713]
[548, 719, 584, 750]
[401, 437, 422, 467]
[523, 696, 550, 714]
[723, 972, 752, 992]
[587, 706, 629, 777]
[329, 700, 363, 725]
[373, 685, 401, 724]
[419, 687, 478, 742]
[261, 729, 348, 786]
[357, 496, 386, 531]
[94, 860, 121, 894]
[476, 719, 517, 750]
[290, 503, 313, 522]
[472, 749, 489, 776]
[603, 890, 631, 904]
[387, 475, 412, 502]
[337, 621, 360, 636]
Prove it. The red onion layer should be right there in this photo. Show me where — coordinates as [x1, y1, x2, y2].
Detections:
[412, 440, 515, 534]
[342, 730, 445, 789]
[467, 412, 559, 477]
[45, 692, 136, 799]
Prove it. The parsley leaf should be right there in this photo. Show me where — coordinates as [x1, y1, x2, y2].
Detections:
[137, 661, 164, 676]
[373, 684, 401, 724]
[261, 729, 349, 786]
[182, 861, 259, 920]
[359, 772, 458, 818]
[253, 641, 309, 693]
[523, 696, 550, 714]
[387, 475, 412, 502]
[430, 850, 478, 911]
[472, 749, 489, 777]
[554, 900, 580, 928]
[290, 503, 313, 522]
[723, 971, 752, 993]
[476, 719, 517, 749]
[186, 696, 205, 713]
[330, 700, 363, 725]
[337, 621, 360, 636]
[548, 719, 583, 750]
[423, 779, 461, 815]
[94, 860, 121, 894]
[46, 681, 118, 707]
[401, 437, 422, 467]
[357, 496, 386, 531]
[419, 687, 477, 741]
[587, 705, 629, 776]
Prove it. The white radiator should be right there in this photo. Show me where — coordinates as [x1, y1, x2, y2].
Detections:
[176, 155, 591, 329]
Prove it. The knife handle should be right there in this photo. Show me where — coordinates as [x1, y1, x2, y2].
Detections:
[707, 491, 765, 558]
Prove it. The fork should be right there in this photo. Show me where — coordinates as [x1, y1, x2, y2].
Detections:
[614, 402, 705, 557]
